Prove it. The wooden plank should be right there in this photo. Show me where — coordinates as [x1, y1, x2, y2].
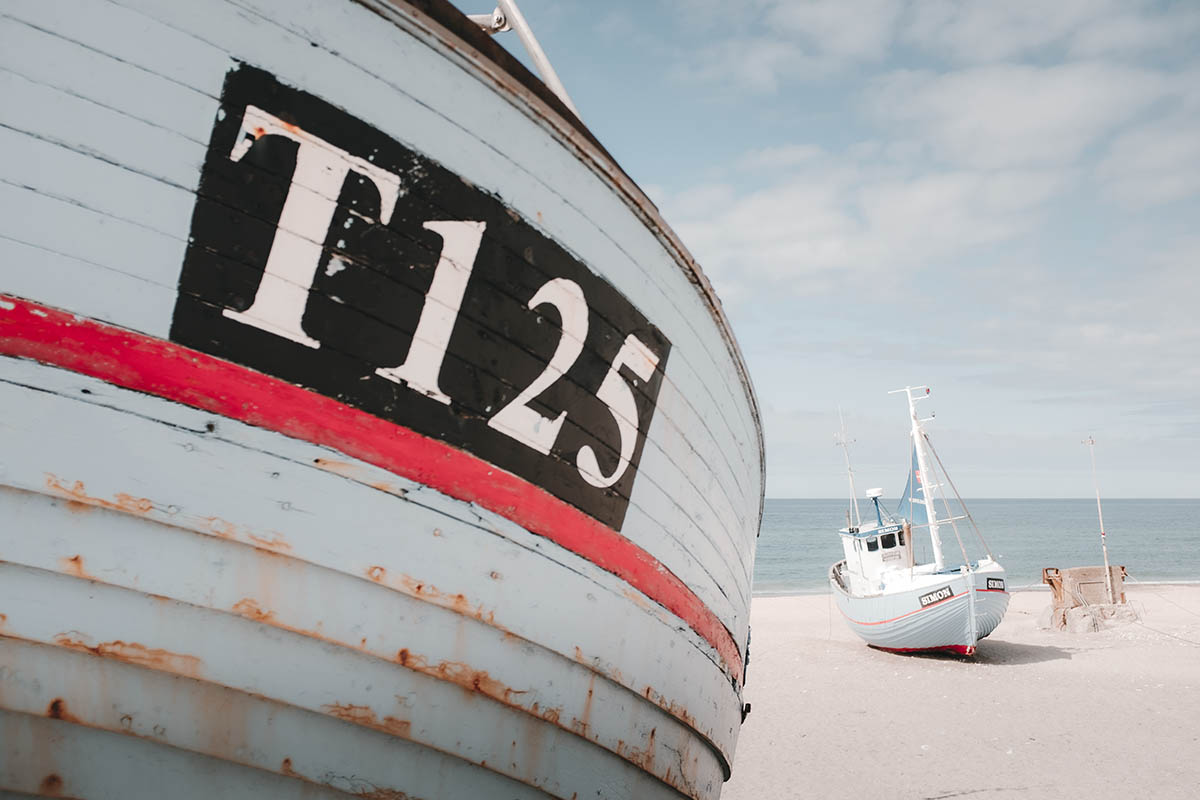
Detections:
[0, 235, 176, 338]
[0, 639, 554, 800]
[0, 355, 745, 762]
[0, 69, 205, 192]
[0, 15, 218, 142]
[0, 492, 725, 795]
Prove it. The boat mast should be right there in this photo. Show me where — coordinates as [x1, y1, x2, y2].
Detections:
[835, 407, 861, 528]
[1083, 435, 1116, 604]
[891, 386, 945, 570]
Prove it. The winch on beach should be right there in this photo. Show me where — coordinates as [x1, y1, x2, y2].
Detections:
[0, 2, 765, 797]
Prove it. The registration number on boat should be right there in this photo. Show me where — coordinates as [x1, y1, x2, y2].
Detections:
[171, 66, 670, 532]
[986, 578, 1005, 591]
[919, 585, 954, 607]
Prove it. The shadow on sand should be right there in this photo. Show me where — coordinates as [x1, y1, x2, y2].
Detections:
[871, 640, 1073, 666]
[972, 639, 1073, 665]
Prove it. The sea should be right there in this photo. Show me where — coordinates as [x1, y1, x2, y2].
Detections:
[753, 498, 1200, 595]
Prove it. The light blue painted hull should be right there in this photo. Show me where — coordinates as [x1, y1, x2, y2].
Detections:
[830, 563, 1010, 654]
[0, 1, 764, 797]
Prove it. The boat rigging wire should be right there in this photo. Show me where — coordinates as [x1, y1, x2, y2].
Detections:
[920, 435, 972, 567]
[922, 431, 997, 561]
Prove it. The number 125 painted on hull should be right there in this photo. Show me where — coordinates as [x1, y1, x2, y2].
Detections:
[172, 65, 670, 532]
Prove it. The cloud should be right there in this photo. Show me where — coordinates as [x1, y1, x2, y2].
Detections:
[901, 0, 1126, 62]
[664, 0, 904, 92]
[765, 0, 903, 61]
[736, 144, 826, 170]
[663, 154, 1070, 306]
[929, 231, 1200, 402]
[1070, 8, 1200, 57]
[668, 36, 818, 93]
[862, 63, 1172, 169]
[1096, 111, 1200, 208]
[660, 0, 1199, 96]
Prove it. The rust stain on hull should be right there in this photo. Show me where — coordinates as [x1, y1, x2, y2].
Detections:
[46, 697, 83, 723]
[642, 686, 698, 729]
[44, 475, 154, 515]
[230, 598, 340, 647]
[393, 648, 528, 708]
[40, 773, 65, 796]
[52, 634, 203, 678]
[42, 475, 294, 556]
[363, 566, 506, 631]
[322, 702, 411, 738]
[313, 457, 408, 498]
[625, 727, 656, 772]
[37, 576, 704, 793]
[247, 531, 292, 552]
[59, 554, 95, 580]
[231, 598, 279, 625]
[354, 788, 417, 800]
[204, 516, 240, 539]
[570, 674, 596, 738]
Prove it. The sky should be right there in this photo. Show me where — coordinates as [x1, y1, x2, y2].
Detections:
[479, 0, 1200, 498]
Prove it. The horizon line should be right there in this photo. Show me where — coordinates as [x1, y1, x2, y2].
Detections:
[765, 496, 1200, 501]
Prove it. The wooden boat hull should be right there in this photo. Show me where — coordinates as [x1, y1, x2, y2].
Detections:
[0, 2, 763, 798]
[829, 562, 1009, 655]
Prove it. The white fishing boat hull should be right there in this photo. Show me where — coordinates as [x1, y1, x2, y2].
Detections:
[0, 2, 764, 798]
[829, 561, 1009, 656]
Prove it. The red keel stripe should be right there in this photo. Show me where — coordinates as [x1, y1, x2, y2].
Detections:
[872, 643, 975, 656]
[0, 294, 742, 681]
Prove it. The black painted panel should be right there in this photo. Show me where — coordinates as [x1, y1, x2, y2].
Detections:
[172, 65, 670, 532]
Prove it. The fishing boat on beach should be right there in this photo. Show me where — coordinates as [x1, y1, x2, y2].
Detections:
[829, 387, 1008, 655]
[0, 1, 763, 797]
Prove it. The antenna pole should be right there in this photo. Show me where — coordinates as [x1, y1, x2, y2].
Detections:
[836, 408, 862, 527]
[1084, 436, 1116, 604]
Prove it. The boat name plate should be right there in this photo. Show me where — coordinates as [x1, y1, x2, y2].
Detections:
[918, 585, 954, 607]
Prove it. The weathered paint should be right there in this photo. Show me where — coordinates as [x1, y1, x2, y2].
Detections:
[0, 294, 741, 684]
[0, 0, 764, 797]
[0, 354, 743, 741]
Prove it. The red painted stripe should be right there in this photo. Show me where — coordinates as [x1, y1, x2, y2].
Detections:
[872, 643, 975, 657]
[0, 294, 742, 682]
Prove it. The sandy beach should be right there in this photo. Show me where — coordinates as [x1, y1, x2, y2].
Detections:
[722, 585, 1200, 800]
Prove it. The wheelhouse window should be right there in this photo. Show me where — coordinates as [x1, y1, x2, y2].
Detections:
[866, 537, 879, 552]
[898, 530, 905, 546]
[881, 533, 896, 549]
